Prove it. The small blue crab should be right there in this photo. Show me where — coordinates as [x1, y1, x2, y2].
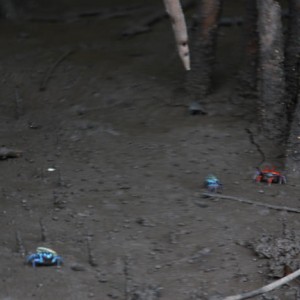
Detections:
[204, 175, 223, 193]
[27, 247, 63, 267]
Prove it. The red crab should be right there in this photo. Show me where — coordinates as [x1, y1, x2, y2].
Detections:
[254, 166, 286, 185]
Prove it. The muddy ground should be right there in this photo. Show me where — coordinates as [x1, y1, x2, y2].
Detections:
[1, 1, 300, 300]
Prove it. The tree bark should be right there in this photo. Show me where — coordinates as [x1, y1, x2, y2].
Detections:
[0, 0, 28, 20]
[285, 0, 300, 120]
[238, 0, 258, 93]
[0, 0, 18, 19]
[285, 96, 300, 180]
[257, 0, 287, 142]
[185, 0, 222, 100]
[285, 0, 300, 181]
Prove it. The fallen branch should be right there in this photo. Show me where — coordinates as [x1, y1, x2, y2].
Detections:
[202, 193, 300, 214]
[222, 267, 300, 300]
[39, 49, 75, 91]
[122, 0, 196, 37]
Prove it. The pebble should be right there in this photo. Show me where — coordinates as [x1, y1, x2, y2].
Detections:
[200, 248, 211, 255]
[71, 263, 86, 271]
[98, 274, 108, 283]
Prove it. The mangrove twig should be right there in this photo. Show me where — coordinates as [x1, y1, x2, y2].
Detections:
[16, 231, 26, 257]
[202, 193, 300, 214]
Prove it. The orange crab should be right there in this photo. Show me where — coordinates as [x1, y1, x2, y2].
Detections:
[254, 166, 286, 185]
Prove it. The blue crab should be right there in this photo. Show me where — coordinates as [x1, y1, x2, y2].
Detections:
[27, 247, 63, 267]
[204, 175, 223, 193]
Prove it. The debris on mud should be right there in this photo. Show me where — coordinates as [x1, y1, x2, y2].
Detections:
[86, 236, 98, 267]
[250, 227, 300, 278]
[0, 146, 22, 160]
[15, 231, 26, 258]
[130, 285, 162, 300]
[188, 101, 207, 115]
[70, 263, 86, 272]
[1, 1, 299, 299]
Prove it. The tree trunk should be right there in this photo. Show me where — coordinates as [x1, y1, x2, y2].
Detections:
[285, 1, 300, 180]
[285, 95, 300, 180]
[238, 0, 258, 93]
[257, 0, 287, 142]
[185, 0, 222, 100]
[0, 0, 17, 19]
[285, 0, 300, 120]
[0, 0, 28, 20]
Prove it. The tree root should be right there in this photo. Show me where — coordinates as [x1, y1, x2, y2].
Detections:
[202, 193, 300, 214]
[25, 5, 148, 23]
[39, 49, 75, 91]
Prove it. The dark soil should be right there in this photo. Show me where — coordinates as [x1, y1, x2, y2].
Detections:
[1, 1, 300, 299]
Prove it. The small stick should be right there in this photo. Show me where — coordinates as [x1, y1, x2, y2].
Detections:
[39, 49, 75, 91]
[222, 267, 300, 300]
[39, 218, 47, 242]
[123, 255, 133, 300]
[86, 237, 97, 267]
[296, 287, 300, 300]
[56, 169, 63, 187]
[14, 86, 23, 119]
[16, 231, 26, 257]
[26, 5, 147, 22]
[202, 193, 300, 214]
